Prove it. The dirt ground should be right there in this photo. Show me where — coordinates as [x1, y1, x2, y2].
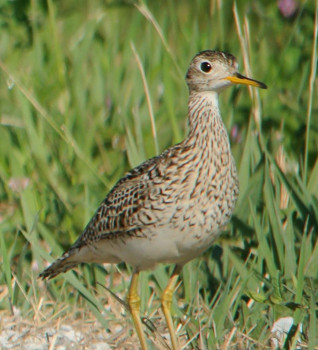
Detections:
[0, 309, 174, 350]
[0, 297, 182, 350]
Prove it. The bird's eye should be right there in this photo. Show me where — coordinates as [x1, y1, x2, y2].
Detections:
[200, 61, 212, 73]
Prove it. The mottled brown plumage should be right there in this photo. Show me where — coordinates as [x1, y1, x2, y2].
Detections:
[40, 50, 266, 350]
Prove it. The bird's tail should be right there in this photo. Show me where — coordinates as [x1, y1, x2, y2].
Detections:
[39, 249, 79, 280]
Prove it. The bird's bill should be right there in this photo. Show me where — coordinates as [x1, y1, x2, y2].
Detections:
[224, 73, 267, 89]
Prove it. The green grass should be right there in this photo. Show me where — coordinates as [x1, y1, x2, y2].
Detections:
[0, 0, 317, 348]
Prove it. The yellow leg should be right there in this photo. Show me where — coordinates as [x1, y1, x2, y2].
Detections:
[161, 266, 181, 350]
[127, 272, 147, 350]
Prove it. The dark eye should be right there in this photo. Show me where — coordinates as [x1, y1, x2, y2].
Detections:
[200, 61, 212, 73]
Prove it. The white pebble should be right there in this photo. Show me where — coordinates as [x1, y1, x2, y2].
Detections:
[91, 343, 111, 350]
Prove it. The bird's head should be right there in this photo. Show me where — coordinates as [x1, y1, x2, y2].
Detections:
[186, 50, 267, 93]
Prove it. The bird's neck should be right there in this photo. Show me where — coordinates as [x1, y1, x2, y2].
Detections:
[186, 91, 230, 151]
[180, 90, 238, 200]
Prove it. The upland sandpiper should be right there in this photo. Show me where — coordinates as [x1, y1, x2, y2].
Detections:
[40, 50, 267, 350]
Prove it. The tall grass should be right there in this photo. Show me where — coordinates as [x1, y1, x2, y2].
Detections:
[0, 0, 317, 348]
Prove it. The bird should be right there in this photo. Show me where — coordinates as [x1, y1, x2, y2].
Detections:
[39, 50, 267, 350]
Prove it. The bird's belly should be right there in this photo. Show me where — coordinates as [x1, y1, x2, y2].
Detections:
[82, 224, 212, 271]
[86, 209, 226, 271]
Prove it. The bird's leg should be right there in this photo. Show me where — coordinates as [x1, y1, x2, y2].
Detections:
[127, 271, 148, 350]
[161, 265, 181, 350]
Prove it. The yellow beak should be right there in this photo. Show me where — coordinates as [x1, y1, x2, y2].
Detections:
[224, 73, 267, 89]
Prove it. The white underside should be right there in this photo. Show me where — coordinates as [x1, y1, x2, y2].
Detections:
[70, 224, 221, 271]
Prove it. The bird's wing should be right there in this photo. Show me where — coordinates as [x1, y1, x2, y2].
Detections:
[73, 154, 168, 247]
